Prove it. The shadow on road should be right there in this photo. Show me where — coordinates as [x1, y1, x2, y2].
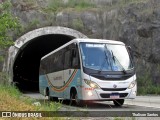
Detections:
[24, 92, 141, 110]
[37, 99, 131, 110]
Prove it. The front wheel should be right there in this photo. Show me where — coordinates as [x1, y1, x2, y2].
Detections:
[75, 93, 85, 106]
[113, 99, 124, 106]
[70, 90, 85, 106]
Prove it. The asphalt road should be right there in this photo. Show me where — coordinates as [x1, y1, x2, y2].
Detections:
[23, 93, 160, 119]
[24, 93, 160, 111]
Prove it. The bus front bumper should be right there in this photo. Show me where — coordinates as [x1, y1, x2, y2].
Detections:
[82, 87, 137, 101]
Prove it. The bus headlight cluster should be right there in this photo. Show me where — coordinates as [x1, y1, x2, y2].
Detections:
[128, 80, 136, 89]
[84, 79, 100, 89]
[87, 91, 93, 96]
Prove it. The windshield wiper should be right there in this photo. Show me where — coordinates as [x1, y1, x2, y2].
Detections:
[98, 51, 109, 74]
[98, 45, 112, 74]
[111, 50, 127, 74]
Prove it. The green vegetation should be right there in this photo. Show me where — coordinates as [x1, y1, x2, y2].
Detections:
[0, 84, 34, 111]
[0, 55, 4, 62]
[0, 85, 63, 119]
[99, 0, 149, 11]
[114, 117, 124, 120]
[72, 19, 84, 31]
[120, 0, 149, 4]
[24, 0, 38, 9]
[137, 71, 160, 95]
[25, 19, 40, 32]
[0, 0, 21, 68]
[0, 71, 63, 119]
[113, 117, 136, 120]
[0, 71, 62, 111]
[46, 0, 149, 12]
[0, 0, 20, 48]
[0, 85, 64, 119]
[66, 0, 96, 10]
[0, 72, 9, 85]
[43, 0, 95, 13]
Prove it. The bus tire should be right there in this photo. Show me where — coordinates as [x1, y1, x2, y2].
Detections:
[113, 99, 124, 106]
[50, 97, 58, 102]
[47, 88, 58, 102]
[75, 93, 85, 106]
[70, 89, 84, 106]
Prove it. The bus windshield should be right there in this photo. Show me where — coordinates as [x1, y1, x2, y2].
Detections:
[80, 42, 133, 72]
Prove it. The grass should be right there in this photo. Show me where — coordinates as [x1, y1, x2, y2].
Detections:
[42, 0, 96, 13]
[0, 84, 64, 119]
[0, 85, 34, 111]
[0, 85, 67, 120]
[97, 0, 149, 11]
[0, 71, 64, 118]
[0, 84, 63, 111]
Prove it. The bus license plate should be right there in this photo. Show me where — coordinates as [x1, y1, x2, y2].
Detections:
[110, 94, 119, 99]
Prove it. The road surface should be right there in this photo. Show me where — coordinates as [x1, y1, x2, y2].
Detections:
[24, 93, 160, 107]
[24, 93, 160, 119]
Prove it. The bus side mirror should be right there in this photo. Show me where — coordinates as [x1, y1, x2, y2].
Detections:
[74, 42, 77, 47]
[127, 46, 134, 59]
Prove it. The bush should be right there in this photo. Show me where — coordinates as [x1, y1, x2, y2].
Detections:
[0, 72, 9, 85]
[137, 71, 160, 95]
[0, 0, 20, 48]
[46, 0, 95, 13]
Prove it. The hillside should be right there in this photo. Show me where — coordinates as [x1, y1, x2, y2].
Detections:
[1, 0, 160, 94]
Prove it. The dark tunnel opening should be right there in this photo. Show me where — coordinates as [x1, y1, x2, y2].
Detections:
[13, 34, 75, 92]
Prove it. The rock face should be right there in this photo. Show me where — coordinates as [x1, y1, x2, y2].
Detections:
[9, 0, 160, 84]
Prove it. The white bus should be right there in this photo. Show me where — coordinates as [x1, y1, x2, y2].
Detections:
[39, 39, 137, 106]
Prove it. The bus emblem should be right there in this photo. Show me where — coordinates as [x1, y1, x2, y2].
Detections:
[113, 84, 117, 88]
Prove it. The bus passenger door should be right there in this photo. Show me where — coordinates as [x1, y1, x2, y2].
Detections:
[63, 49, 72, 99]
[63, 47, 81, 99]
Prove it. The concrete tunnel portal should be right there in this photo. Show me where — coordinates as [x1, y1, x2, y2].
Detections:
[4, 27, 87, 92]
[14, 34, 75, 91]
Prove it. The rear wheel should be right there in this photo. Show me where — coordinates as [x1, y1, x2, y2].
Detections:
[49, 96, 58, 102]
[113, 99, 124, 106]
[47, 88, 58, 102]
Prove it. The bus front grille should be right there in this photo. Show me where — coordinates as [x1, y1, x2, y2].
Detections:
[100, 93, 128, 98]
[101, 88, 127, 91]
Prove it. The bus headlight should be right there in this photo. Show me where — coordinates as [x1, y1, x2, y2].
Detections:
[84, 79, 100, 89]
[128, 81, 136, 89]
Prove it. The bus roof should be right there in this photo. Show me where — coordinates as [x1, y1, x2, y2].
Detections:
[76, 38, 124, 45]
[41, 38, 125, 60]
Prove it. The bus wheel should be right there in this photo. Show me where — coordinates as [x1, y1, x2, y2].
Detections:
[75, 93, 84, 106]
[47, 88, 58, 102]
[70, 90, 84, 106]
[113, 99, 124, 106]
[50, 96, 58, 102]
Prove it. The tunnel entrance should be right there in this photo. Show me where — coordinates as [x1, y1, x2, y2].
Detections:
[13, 34, 75, 92]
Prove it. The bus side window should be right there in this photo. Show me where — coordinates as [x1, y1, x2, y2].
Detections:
[39, 63, 44, 75]
[64, 50, 71, 69]
[71, 49, 80, 69]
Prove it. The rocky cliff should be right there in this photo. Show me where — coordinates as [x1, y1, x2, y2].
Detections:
[9, 0, 160, 87]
